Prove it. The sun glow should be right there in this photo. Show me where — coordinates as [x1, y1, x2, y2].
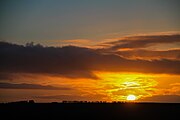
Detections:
[127, 95, 136, 101]
[94, 72, 158, 101]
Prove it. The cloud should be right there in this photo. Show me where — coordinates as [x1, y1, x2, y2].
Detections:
[0, 41, 98, 79]
[0, 73, 14, 80]
[36, 95, 87, 101]
[35, 94, 107, 101]
[0, 41, 180, 80]
[170, 83, 180, 87]
[140, 95, 180, 103]
[101, 34, 180, 51]
[47, 39, 93, 47]
[0, 82, 71, 90]
[62, 39, 91, 44]
[114, 49, 180, 60]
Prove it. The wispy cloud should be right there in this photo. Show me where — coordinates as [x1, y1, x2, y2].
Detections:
[114, 49, 180, 60]
[101, 33, 180, 51]
[98, 33, 180, 60]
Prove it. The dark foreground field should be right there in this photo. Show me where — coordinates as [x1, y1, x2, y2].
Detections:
[0, 103, 179, 120]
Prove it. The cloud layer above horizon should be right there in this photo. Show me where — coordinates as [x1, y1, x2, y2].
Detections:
[0, 33, 180, 102]
[1, 33, 180, 79]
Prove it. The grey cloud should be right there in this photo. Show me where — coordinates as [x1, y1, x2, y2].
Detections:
[115, 49, 180, 60]
[140, 95, 180, 103]
[0, 41, 180, 80]
[102, 34, 180, 51]
[35, 94, 107, 101]
[0, 82, 71, 90]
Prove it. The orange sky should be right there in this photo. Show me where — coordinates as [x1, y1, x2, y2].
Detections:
[0, 72, 180, 102]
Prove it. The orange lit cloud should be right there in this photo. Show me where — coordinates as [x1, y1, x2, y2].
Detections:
[114, 49, 180, 60]
[98, 33, 180, 60]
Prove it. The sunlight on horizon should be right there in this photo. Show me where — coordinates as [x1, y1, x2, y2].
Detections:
[127, 95, 136, 101]
[93, 72, 158, 101]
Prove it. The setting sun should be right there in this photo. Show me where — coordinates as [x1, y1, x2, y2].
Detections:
[127, 95, 136, 101]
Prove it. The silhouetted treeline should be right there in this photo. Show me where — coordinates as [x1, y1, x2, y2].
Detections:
[4, 99, 180, 104]
[1, 100, 136, 104]
[3, 100, 35, 104]
[0, 101, 179, 120]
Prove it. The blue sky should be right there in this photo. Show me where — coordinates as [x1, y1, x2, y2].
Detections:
[0, 0, 179, 45]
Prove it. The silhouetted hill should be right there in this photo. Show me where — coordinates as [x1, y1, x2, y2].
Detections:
[0, 102, 179, 120]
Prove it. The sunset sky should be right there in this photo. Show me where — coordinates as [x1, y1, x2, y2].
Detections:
[0, 0, 180, 103]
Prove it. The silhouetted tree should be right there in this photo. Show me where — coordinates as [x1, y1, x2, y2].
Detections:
[29, 100, 35, 103]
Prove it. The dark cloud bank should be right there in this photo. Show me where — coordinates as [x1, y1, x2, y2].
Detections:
[0, 82, 70, 90]
[35, 94, 107, 101]
[0, 34, 180, 79]
[140, 95, 180, 103]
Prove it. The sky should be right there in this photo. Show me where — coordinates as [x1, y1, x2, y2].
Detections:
[0, 0, 180, 103]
